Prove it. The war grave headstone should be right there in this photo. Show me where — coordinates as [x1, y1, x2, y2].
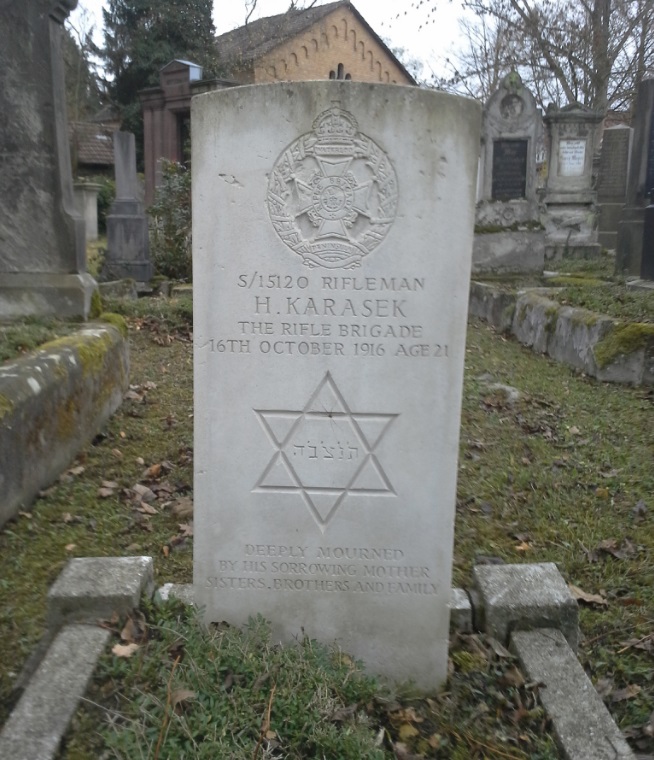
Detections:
[474, 72, 544, 273]
[192, 81, 481, 688]
[617, 78, 654, 275]
[104, 132, 152, 283]
[542, 104, 603, 260]
[597, 126, 632, 250]
[0, 0, 96, 320]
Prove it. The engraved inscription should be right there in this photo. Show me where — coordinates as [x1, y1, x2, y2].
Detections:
[558, 139, 586, 177]
[254, 372, 397, 530]
[206, 545, 440, 596]
[267, 103, 399, 270]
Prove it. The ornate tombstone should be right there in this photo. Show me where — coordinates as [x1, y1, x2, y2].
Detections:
[474, 72, 544, 273]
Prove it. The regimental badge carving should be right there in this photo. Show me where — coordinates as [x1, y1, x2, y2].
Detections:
[254, 372, 397, 531]
[267, 103, 399, 270]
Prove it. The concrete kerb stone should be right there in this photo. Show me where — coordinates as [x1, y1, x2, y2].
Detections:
[472, 562, 579, 650]
[1, 556, 155, 760]
[511, 629, 636, 760]
[468, 282, 653, 385]
[47, 556, 154, 629]
[0, 624, 111, 760]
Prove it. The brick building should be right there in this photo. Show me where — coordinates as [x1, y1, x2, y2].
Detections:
[140, 1, 416, 202]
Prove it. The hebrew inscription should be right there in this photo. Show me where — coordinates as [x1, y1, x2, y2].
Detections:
[267, 103, 398, 270]
[255, 372, 397, 530]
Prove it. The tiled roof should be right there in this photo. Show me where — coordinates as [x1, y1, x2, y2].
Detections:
[69, 121, 115, 166]
[216, 1, 345, 68]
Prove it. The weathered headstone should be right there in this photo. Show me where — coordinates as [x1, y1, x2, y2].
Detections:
[0, 0, 96, 319]
[74, 182, 102, 245]
[617, 79, 654, 275]
[542, 104, 603, 260]
[474, 72, 544, 273]
[597, 126, 632, 250]
[104, 132, 152, 282]
[192, 82, 480, 688]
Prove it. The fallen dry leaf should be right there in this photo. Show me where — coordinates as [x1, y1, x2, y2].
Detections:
[569, 584, 608, 606]
[171, 496, 193, 520]
[121, 611, 147, 644]
[171, 688, 196, 710]
[611, 684, 641, 703]
[137, 502, 159, 515]
[398, 723, 420, 741]
[65, 543, 76, 552]
[178, 522, 194, 537]
[595, 486, 610, 499]
[112, 642, 140, 658]
[97, 487, 115, 498]
[132, 483, 156, 503]
[142, 463, 163, 480]
[69, 465, 86, 476]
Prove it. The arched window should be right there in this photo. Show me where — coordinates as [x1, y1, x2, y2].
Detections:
[328, 63, 351, 80]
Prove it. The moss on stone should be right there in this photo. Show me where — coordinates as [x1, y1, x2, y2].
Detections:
[89, 288, 103, 319]
[548, 276, 605, 287]
[543, 304, 559, 334]
[56, 398, 78, 440]
[0, 393, 14, 421]
[41, 331, 114, 377]
[594, 323, 654, 369]
[99, 312, 128, 338]
[570, 309, 600, 328]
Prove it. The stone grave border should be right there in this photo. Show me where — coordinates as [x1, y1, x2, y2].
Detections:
[0, 323, 130, 528]
[469, 281, 654, 385]
[0, 556, 636, 759]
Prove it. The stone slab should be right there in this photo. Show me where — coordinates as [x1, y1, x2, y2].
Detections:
[472, 231, 545, 274]
[468, 281, 516, 332]
[0, 624, 110, 760]
[472, 562, 579, 650]
[47, 556, 154, 628]
[0, 324, 129, 527]
[192, 81, 481, 689]
[449, 588, 473, 633]
[511, 629, 636, 760]
[156, 582, 197, 606]
[0, 272, 97, 321]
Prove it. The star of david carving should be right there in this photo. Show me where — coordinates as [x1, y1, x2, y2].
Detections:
[254, 372, 397, 531]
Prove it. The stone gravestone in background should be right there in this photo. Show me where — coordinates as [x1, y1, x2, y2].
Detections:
[474, 71, 544, 274]
[192, 82, 481, 688]
[542, 104, 603, 260]
[104, 132, 152, 282]
[597, 126, 632, 250]
[617, 78, 654, 275]
[0, 0, 96, 319]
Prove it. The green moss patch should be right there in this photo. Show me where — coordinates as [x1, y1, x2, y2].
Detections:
[0, 319, 78, 364]
[594, 323, 654, 368]
[98, 312, 128, 338]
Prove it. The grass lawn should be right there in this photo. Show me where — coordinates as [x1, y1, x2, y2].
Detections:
[0, 295, 652, 758]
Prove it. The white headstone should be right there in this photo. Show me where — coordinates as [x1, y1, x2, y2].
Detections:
[192, 82, 480, 688]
